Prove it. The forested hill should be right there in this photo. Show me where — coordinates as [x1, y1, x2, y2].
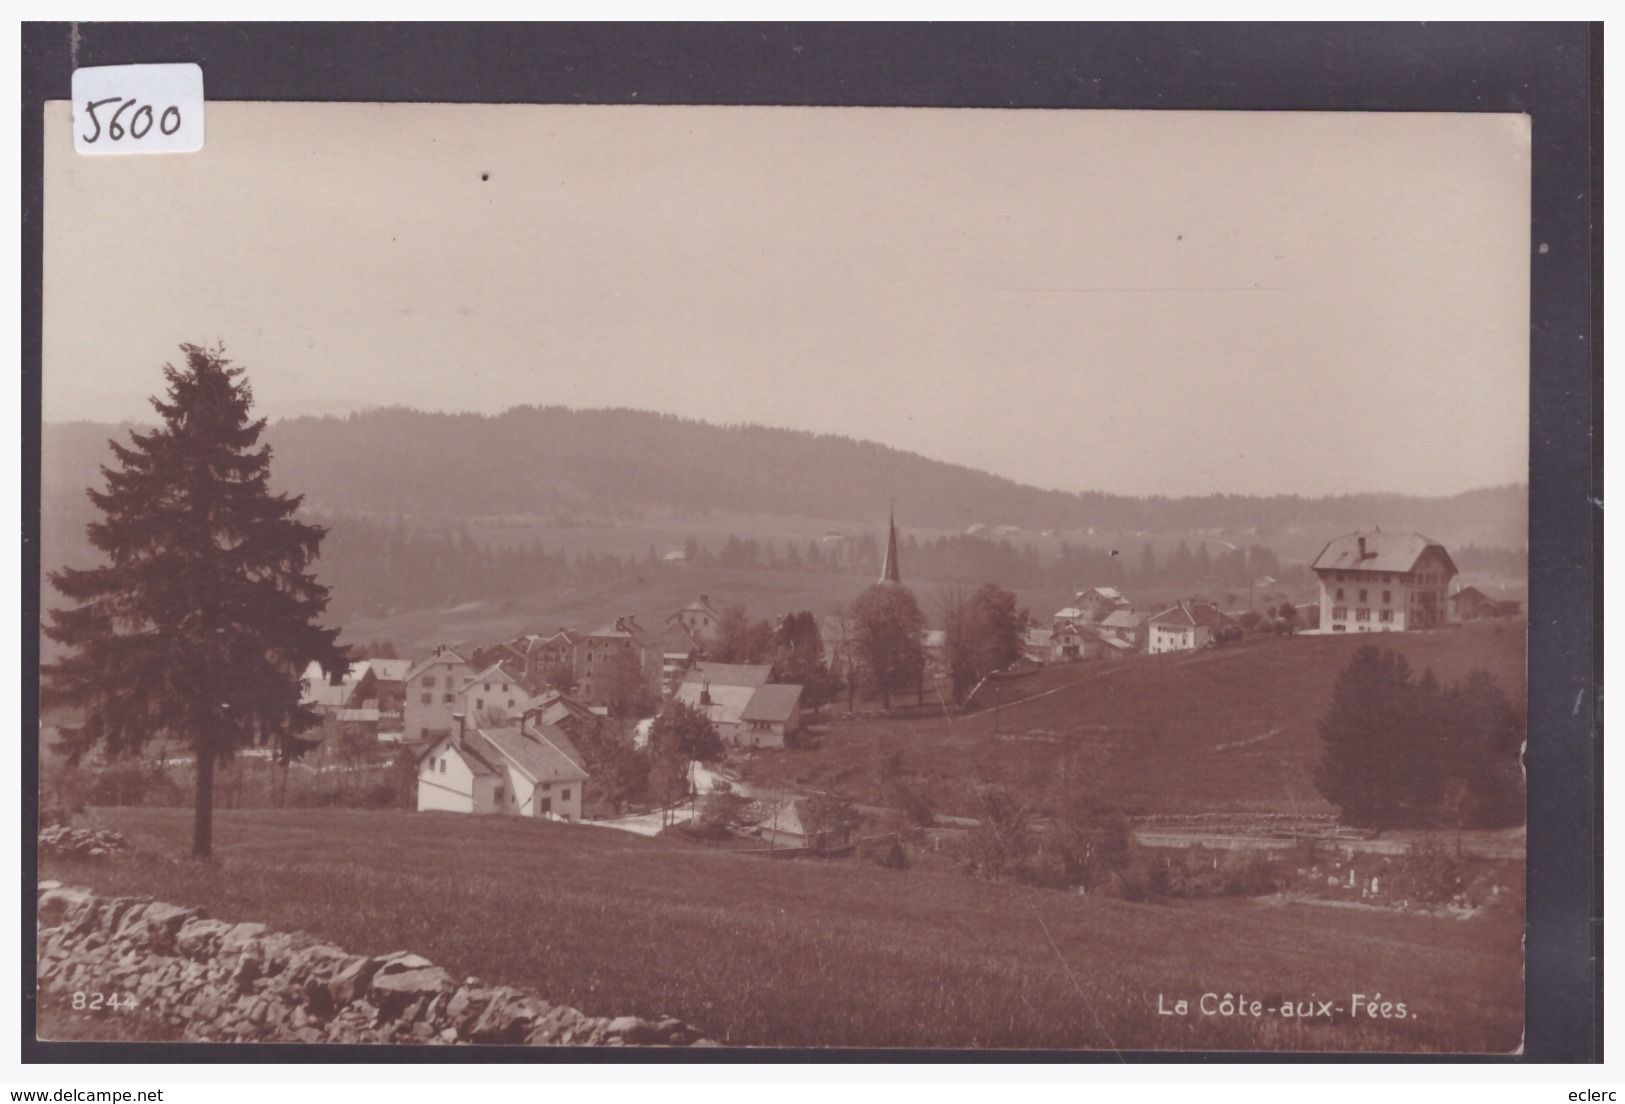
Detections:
[44, 406, 1528, 542]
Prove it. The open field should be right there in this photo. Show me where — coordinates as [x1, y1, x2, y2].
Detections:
[335, 564, 1084, 656]
[43, 807, 1522, 1052]
[748, 620, 1527, 819]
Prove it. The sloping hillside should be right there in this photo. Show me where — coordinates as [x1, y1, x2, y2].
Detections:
[751, 621, 1528, 818]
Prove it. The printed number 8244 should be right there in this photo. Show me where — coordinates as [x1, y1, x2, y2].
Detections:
[71, 991, 139, 1012]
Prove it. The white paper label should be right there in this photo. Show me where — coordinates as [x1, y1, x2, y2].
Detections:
[72, 63, 204, 155]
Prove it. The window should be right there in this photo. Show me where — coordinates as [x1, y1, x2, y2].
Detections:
[494, 785, 505, 803]
[484, 682, 491, 692]
[561, 789, 571, 801]
[439, 759, 446, 773]
[1331, 607, 1347, 620]
[541, 797, 552, 813]
[1380, 610, 1393, 622]
[476, 699, 484, 711]
[1358, 590, 1368, 602]
[1356, 609, 1370, 621]
[424, 676, 436, 688]
[1335, 588, 1344, 601]
[501, 683, 508, 692]
[420, 693, 433, 705]
[443, 693, 454, 703]
[1382, 591, 1391, 604]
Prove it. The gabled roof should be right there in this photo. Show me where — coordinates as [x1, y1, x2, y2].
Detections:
[1311, 531, 1458, 577]
[740, 683, 803, 724]
[1078, 586, 1127, 602]
[680, 662, 773, 689]
[673, 681, 757, 726]
[367, 659, 412, 683]
[1053, 607, 1085, 621]
[403, 647, 472, 684]
[460, 661, 528, 693]
[419, 734, 500, 777]
[673, 595, 721, 619]
[524, 690, 596, 728]
[465, 723, 589, 785]
[1148, 602, 1230, 630]
[1099, 610, 1146, 630]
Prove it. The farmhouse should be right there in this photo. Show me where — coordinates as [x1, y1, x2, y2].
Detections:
[1451, 585, 1521, 621]
[1147, 601, 1231, 654]
[403, 644, 475, 742]
[1097, 609, 1149, 651]
[674, 662, 801, 748]
[1311, 530, 1458, 633]
[417, 714, 589, 821]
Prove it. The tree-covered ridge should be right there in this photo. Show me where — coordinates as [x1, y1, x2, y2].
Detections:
[47, 406, 1530, 536]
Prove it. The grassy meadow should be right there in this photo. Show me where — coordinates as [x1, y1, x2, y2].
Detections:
[43, 806, 1523, 1052]
[750, 620, 1527, 819]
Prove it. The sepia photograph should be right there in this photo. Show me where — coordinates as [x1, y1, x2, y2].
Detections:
[34, 86, 1538, 1054]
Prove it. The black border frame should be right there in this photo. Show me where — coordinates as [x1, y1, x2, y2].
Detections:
[19, 21, 1602, 1065]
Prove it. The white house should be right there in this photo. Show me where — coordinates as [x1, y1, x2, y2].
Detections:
[403, 645, 475, 742]
[673, 663, 801, 749]
[417, 716, 589, 821]
[1147, 601, 1231, 654]
[456, 661, 535, 726]
[1311, 531, 1459, 634]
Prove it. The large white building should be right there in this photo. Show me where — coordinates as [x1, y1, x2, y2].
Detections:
[1311, 531, 1458, 634]
[403, 644, 475, 742]
[417, 716, 589, 821]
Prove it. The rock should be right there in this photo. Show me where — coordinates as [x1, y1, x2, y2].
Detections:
[326, 956, 379, 1008]
[369, 966, 455, 1018]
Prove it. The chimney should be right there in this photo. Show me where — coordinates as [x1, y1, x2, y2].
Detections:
[700, 678, 712, 707]
[1358, 536, 1368, 560]
[699, 594, 708, 604]
[453, 711, 466, 742]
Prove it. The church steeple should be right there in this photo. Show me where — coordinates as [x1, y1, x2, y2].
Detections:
[879, 504, 902, 584]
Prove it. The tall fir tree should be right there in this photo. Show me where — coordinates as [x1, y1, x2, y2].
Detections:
[42, 345, 347, 858]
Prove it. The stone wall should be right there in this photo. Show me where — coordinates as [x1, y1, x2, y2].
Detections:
[37, 883, 713, 1046]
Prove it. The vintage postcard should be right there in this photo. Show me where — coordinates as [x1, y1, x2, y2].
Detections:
[36, 101, 1529, 1053]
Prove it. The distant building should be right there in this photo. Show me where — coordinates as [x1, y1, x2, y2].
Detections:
[403, 645, 476, 742]
[1451, 586, 1521, 621]
[416, 714, 588, 821]
[577, 616, 661, 707]
[667, 594, 723, 646]
[1097, 609, 1149, 651]
[1074, 587, 1130, 622]
[1311, 531, 1458, 633]
[1148, 601, 1232, 654]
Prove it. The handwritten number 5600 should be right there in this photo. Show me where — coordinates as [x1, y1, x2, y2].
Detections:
[82, 96, 181, 144]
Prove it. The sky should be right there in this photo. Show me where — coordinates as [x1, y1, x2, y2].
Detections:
[43, 103, 1530, 498]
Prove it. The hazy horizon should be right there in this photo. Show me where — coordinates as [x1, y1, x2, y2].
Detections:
[44, 103, 1531, 499]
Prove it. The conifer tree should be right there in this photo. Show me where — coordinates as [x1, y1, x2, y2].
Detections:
[42, 345, 347, 859]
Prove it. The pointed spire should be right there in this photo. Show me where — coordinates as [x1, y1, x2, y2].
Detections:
[879, 503, 902, 584]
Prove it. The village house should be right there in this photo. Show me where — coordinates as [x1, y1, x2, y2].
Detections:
[1048, 621, 1125, 662]
[1074, 586, 1131, 622]
[674, 662, 801, 749]
[667, 594, 723, 647]
[1097, 608, 1149, 651]
[1311, 531, 1458, 633]
[1451, 585, 1522, 621]
[402, 644, 476, 742]
[456, 661, 536, 726]
[576, 616, 662, 707]
[1147, 601, 1233, 654]
[522, 688, 605, 742]
[416, 713, 589, 821]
